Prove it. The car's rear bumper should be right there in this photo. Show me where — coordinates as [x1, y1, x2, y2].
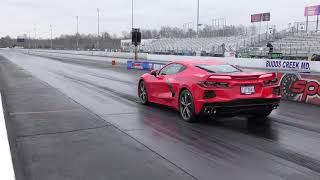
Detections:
[200, 98, 280, 116]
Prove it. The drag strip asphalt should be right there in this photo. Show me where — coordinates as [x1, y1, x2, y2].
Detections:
[1, 49, 320, 180]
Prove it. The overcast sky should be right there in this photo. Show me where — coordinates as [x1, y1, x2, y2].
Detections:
[1, 0, 320, 38]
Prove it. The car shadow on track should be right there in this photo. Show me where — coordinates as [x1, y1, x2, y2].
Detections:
[143, 102, 277, 141]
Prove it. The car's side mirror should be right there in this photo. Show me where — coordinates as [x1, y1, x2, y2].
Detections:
[150, 70, 158, 77]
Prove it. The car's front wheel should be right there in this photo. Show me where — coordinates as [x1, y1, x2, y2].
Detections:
[179, 89, 196, 122]
[139, 81, 148, 105]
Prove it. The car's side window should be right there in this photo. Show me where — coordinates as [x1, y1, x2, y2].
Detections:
[158, 65, 171, 75]
[159, 64, 186, 75]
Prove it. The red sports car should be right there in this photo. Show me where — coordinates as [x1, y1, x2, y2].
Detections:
[138, 60, 281, 122]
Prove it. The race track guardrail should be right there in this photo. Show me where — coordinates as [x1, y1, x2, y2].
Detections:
[20, 49, 320, 73]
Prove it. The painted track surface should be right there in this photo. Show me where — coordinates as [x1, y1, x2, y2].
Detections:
[1, 49, 320, 180]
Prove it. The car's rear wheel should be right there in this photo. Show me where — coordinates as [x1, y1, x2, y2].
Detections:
[179, 89, 196, 122]
[139, 81, 148, 105]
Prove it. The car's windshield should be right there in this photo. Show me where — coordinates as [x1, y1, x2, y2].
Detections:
[195, 64, 241, 73]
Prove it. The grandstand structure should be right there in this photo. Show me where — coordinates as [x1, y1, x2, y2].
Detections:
[119, 20, 320, 59]
[131, 31, 320, 59]
[120, 34, 272, 56]
[141, 36, 247, 54]
[250, 32, 320, 59]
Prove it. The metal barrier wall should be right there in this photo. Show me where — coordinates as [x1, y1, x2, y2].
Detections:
[20, 49, 320, 73]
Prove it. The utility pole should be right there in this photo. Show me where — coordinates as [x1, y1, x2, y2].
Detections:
[28, 32, 31, 49]
[132, 0, 134, 29]
[34, 26, 37, 49]
[76, 16, 79, 50]
[50, 25, 53, 49]
[97, 8, 100, 50]
[197, 0, 200, 38]
[223, 18, 226, 37]
[259, 20, 262, 42]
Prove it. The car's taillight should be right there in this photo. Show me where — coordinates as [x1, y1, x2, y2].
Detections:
[264, 78, 278, 86]
[197, 81, 229, 88]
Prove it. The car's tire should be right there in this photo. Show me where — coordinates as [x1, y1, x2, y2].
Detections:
[138, 81, 148, 105]
[179, 89, 196, 123]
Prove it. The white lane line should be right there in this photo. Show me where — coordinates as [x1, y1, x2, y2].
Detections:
[9, 109, 81, 116]
[0, 94, 15, 180]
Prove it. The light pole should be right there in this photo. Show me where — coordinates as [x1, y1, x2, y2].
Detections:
[34, 26, 37, 49]
[76, 16, 79, 34]
[97, 8, 100, 50]
[50, 25, 53, 49]
[76, 16, 79, 49]
[132, 0, 134, 29]
[27, 32, 31, 49]
[197, 0, 200, 37]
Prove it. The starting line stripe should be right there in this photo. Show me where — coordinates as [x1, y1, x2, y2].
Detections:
[0, 94, 15, 180]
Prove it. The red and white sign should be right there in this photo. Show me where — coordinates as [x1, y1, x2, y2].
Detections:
[304, 5, 319, 16]
[278, 73, 320, 105]
[132, 63, 143, 69]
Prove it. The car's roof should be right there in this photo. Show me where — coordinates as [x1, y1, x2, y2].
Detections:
[173, 60, 226, 66]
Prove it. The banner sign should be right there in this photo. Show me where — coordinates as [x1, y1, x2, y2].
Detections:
[127, 61, 166, 70]
[251, 12, 270, 23]
[278, 73, 320, 105]
[265, 60, 311, 71]
[304, 5, 320, 16]
[127, 61, 150, 70]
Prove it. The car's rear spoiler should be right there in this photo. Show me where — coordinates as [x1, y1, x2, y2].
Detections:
[206, 72, 277, 81]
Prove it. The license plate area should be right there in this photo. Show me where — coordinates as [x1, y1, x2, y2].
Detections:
[241, 86, 255, 95]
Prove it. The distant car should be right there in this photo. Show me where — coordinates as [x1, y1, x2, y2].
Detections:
[138, 60, 281, 122]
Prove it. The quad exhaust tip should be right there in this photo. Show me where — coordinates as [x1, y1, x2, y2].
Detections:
[272, 104, 279, 110]
[204, 107, 217, 115]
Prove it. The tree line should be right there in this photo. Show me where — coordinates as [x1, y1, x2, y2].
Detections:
[0, 24, 258, 49]
[122, 25, 258, 39]
[0, 32, 121, 50]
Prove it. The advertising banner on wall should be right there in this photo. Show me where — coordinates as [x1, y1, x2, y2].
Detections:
[127, 61, 167, 70]
[278, 73, 320, 105]
[304, 5, 320, 16]
[265, 59, 311, 71]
